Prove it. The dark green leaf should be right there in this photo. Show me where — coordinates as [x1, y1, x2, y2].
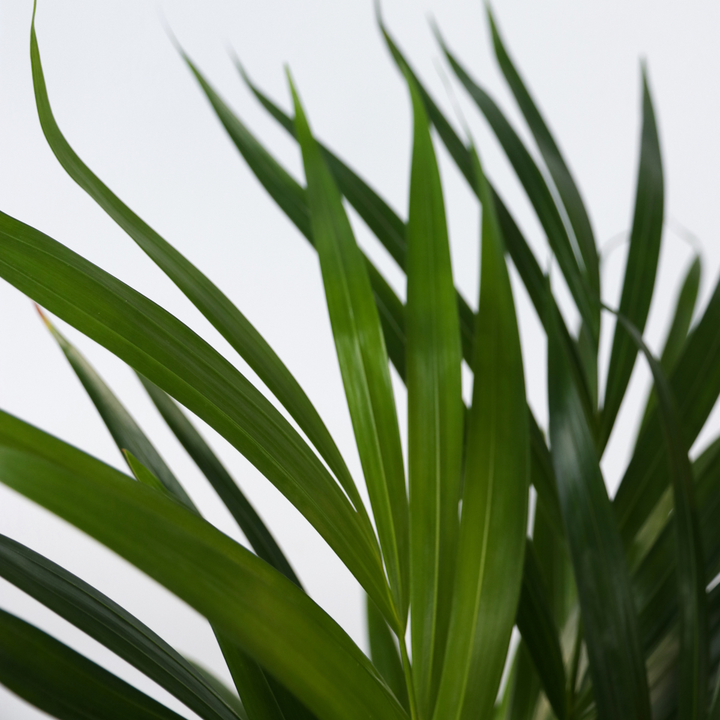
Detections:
[38, 310, 194, 509]
[487, 10, 600, 300]
[0, 413, 409, 720]
[639, 256, 701, 431]
[123, 449, 168, 494]
[366, 595, 409, 713]
[404, 75, 463, 718]
[182, 56, 409, 380]
[614, 268, 720, 549]
[547, 284, 651, 720]
[436, 29, 599, 347]
[0, 210, 394, 627]
[0, 607, 185, 720]
[30, 18, 370, 528]
[609, 308, 708, 720]
[600, 70, 664, 449]
[516, 542, 567, 720]
[138, 375, 298, 585]
[234, 63, 476, 364]
[290, 74, 409, 625]
[0, 534, 244, 720]
[432, 148, 528, 720]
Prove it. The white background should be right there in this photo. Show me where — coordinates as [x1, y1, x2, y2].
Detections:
[1, 0, 720, 717]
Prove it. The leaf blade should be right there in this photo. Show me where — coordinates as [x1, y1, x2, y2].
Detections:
[289, 75, 409, 625]
[0, 607, 186, 720]
[404, 76, 463, 718]
[432, 148, 529, 720]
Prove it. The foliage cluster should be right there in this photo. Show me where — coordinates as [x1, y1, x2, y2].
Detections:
[0, 5, 717, 720]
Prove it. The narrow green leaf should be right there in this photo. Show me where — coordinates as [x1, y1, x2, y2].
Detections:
[432, 148, 529, 720]
[436, 29, 599, 347]
[289, 74, 409, 624]
[30, 16, 369, 530]
[0, 413, 409, 720]
[614, 267, 720, 549]
[0, 534, 244, 720]
[547, 284, 651, 720]
[185, 660, 247, 719]
[38, 310, 307, 719]
[507, 644, 541, 720]
[216, 638, 287, 720]
[600, 70, 664, 449]
[639, 256, 701, 431]
[0, 607, 185, 720]
[516, 542, 567, 720]
[366, 595, 409, 712]
[609, 307, 707, 720]
[137, 375, 298, 585]
[123, 449, 168, 494]
[182, 56, 409, 380]
[404, 76, 463, 718]
[235, 63, 476, 364]
[38, 310, 194, 509]
[487, 10, 600, 300]
[0, 210, 394, 627]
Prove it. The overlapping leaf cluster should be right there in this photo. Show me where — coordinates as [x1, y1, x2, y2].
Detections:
[1, 5, 718, 720]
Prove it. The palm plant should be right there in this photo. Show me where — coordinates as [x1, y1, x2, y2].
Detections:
[0, 4, 717, 720]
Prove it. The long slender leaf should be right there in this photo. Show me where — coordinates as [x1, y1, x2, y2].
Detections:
[404, 75, 463, 718]
[516, 542, 567, 720]
[614, 268, 720, 548]
[609, 308, 708, 720]
[547, 283, 651, 720]
[38, 311, 195, 510]
[0, 607, 187, 720]
[186, 660, 247, 719]
[234, 63, 477, 363]
[639, 256, 701, 430]
[37, 311, 308, 719]
[29, 15, 370, 529]
[289, 74, 409, 624]
[182, 56, 409, 380]
[600, 70, 664, 449]
[507, 644, 541, 720]
[487, 10, 600, 300]
[0, 535, 243, 720]
[436, 29, 599, 347]
[0, 412, 409, 720]
[138, 375, 298, 584]
[366, 596, 409, 713]
[0, 209, 395, 628]
[432, 148, 528, 720]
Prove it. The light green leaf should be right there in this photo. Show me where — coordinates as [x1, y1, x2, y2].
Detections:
[289, 74, 409, 626]
[0, 413, 408, 720]
[123, 449, 168, 494]
[0, 210, 393, 626]
[30, 15, 369, 530]
[404, 75, 463, 718]
[137, 375, 298, 585]
[547, 283, 651, 720]
[432, 148, 528, 720]
[600, 70, 664, 449]
[0, 607, 186, 720]
[0, 534, 244, 720]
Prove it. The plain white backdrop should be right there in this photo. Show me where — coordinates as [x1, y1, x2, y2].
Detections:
[1, 1, 720, 717]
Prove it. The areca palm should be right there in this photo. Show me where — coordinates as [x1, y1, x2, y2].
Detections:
[0, 4, 717, 720]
